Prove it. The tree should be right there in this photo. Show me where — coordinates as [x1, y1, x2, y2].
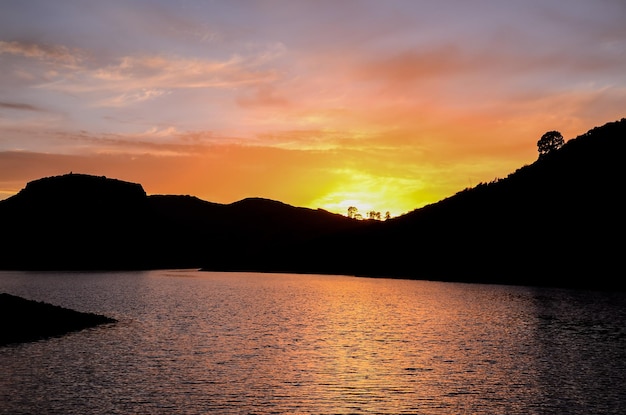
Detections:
[367, 211, 381, 220]
[537, 130, 564, 158]
[347, 206, 358, 219]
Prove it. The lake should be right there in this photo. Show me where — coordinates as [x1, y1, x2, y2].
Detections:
[1, 269, 625, 414]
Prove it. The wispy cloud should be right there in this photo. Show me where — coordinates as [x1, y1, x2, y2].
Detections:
[0, 102, 45, 112]
[89, 53, 279, 90]
[236, 85, 290, 109]
[0, 40, 84, 67]
[1, 38, 286, 112]
[27, 48, 284, 103]
[97, 88, 170, 108]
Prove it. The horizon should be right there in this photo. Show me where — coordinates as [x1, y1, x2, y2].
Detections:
[3, 171, 411, 217]
[1, 1, 625, 217]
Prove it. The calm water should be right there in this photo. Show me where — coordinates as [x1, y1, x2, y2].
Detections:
[1, 270, 625, 415]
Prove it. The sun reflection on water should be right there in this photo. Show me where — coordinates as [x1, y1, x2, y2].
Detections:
[1, 270, 625, 414]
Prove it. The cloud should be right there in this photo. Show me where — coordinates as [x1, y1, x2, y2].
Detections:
[90, 54, 274, 89]
[97, 88, 170, 108]
[32, 49, 283, 96]
[0, 40, 84, 67]
[39, 126, 255, 158]
[0, 102, 44, 112]
[357, 45, 475, 85]
[236, 85, 290, 108]
[1, 37, 286, 112]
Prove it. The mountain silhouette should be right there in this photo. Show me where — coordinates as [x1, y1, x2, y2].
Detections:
[201, 117, 626, 290]
[0, 173, 361, 270]
[277, 118, 626, 290]
[0, 117, 624, 290]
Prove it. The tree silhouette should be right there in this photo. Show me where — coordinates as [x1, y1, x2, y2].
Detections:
[347, 206, 358, 219]
[537, 130, 564, 158]
[367, 211, 381, 220]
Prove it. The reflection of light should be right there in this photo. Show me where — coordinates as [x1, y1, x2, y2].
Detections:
[40, 270, 559, 413]
[282, 275, 434, 413]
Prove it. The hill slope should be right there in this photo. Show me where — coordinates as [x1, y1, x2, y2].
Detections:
[1, 118, 623, 291]
[274, 118, 626, 290]
[0, 174, 362, 270]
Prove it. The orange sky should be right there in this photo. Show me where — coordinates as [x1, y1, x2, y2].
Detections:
[1, 1, 625, 217]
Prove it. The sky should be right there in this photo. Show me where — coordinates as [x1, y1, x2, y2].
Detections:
[1, 0, 625, 217]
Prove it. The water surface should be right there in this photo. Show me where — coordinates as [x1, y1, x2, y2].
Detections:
[1, 270, 625, 414]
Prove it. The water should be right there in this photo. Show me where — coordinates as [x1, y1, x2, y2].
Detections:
[1, 270, 625, 414]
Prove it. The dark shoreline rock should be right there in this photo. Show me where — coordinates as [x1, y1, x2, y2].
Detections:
[0, 293, 116, 346]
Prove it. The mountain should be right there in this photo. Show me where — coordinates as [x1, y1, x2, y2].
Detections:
[274, 118, 626, 290]
[201, 118, 626, 291]
[1, 118, 624, 291]
[0, 173, 361, 270]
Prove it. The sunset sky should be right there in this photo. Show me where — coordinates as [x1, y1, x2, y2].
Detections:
[1, 1, 625, 216]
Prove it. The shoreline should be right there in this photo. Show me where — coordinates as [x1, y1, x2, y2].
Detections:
[0, 293, 116, 347]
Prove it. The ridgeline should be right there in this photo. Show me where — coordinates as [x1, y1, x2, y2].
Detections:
[0, 173, 361, 270]
[1, 118, 624, 291]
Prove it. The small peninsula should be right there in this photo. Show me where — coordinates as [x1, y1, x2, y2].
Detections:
[0, 293, 116, 346]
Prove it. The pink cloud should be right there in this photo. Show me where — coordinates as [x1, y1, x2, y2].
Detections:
[0, 40, 84, 67]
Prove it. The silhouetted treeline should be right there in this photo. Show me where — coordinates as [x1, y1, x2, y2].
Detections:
[1, 118, 624, 291]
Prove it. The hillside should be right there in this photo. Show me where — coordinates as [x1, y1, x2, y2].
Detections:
[269, 118, 626, 290]
[0, 174, 362, 270]
[1, 118, 624, 291]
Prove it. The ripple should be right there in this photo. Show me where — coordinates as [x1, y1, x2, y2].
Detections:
[1, 270, 626, 414]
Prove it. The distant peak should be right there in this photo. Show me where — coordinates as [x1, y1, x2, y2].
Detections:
[231, 197, 289, 207]
[19, 173, 146, 203]
[26, 173, 142, 188]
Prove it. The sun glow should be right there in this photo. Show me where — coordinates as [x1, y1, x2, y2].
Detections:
[1, 2, 624, 214]
[308, 169, 423, 218]
[314, 193, 418, 219]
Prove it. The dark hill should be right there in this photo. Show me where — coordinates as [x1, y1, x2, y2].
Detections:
[1, 118, 624, 291]
[0, 174, 362, 270]
[143, 194, 363, 270]
[0, 174, 151, 269]
[16, 173, 146, 205]
[269, 118, 626, 290]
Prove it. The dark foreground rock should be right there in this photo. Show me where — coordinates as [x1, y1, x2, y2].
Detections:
[0, 293, 116, 346]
